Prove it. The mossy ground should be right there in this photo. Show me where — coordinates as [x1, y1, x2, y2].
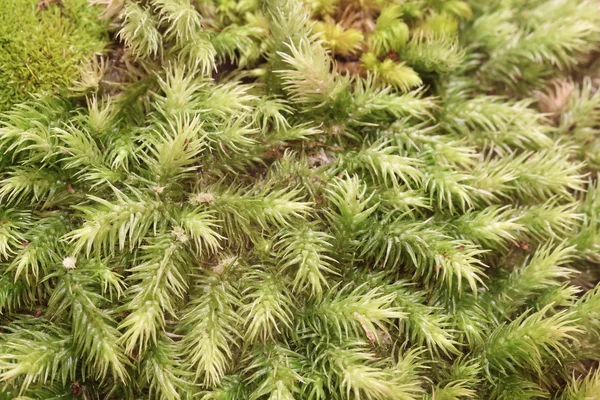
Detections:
[0, 0, 108, 111]
[1, 0, 600, 398]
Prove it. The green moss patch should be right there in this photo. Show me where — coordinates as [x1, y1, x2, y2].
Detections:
[0, 0, 107, 111]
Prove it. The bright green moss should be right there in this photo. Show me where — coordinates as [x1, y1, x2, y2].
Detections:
[3, 0, 600, 398]
[0, 0, 107, 111]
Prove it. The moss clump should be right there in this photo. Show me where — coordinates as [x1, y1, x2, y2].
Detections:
[0, 0, 107, 111]
[2, 0, 600, 399]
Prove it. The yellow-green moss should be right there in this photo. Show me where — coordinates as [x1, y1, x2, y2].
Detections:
[0, 0, 108, 111]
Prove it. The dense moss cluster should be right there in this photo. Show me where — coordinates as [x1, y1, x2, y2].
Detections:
[1, 0, 600, 399]
[0, 0, 107, 111]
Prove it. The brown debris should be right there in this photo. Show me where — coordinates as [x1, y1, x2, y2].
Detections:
[534, 79, 574, 123]
[71, 381, 83, 396]
[37, 0, 62, 10]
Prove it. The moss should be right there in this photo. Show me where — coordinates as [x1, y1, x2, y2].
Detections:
[0, 0, 107, 111]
